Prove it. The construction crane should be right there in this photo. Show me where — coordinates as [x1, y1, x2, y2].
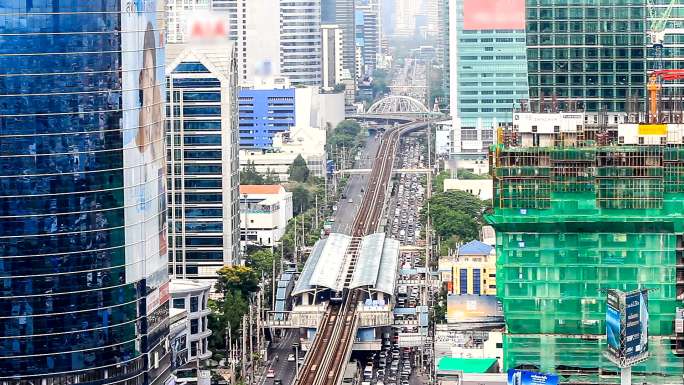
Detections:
[647, 69, 684, 123]
[647, 0, 677, 70]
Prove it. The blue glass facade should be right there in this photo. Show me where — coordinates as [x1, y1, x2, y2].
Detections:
[0, 2, 171, 384]
[238, 88, 295, 149]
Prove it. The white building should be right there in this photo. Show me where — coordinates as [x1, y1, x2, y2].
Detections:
[170, 280, 213, 374]
[443, 178, 493, 201]
[237, 0, 281, 85]
[166, 42, 242, 278]
[239, 125, 328, 180]
[240, 185, 294, 246]
[281, 0, 322, 86]
[321, 24, 345, 90]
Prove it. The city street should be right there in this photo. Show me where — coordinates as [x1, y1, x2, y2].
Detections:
[261, 331, 298, 385]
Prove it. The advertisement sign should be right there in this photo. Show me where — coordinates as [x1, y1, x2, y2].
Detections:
[446, 295, 502, 323]
[624, 290, 649, 361]
[605, 289, 649, 367]
[507, 370, 559, 385]
[186, 11, 229, 42]
[463, 0, 525, 31]
[121, 0, 168, 292]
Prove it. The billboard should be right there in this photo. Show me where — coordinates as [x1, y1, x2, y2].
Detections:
[507, 370, 559, 385]
[605, 289, 649, 367]
[121, 0, 169, 296]
[463, 0, 525, 31]
[446, 295, 503, 323]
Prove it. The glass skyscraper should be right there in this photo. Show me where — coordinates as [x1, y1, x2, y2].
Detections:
[0, 2, 171, 384]
[526, 0, 647, 112]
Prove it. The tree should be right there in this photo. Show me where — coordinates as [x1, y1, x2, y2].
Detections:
[241, 161, 265, 185]
[421, 190, 487, 253]
[291, 183, 312, 215]
[245, 249, 275, 277]
[215, 265, 259, 297]
[288, 154, 310, 183]
[207, 290, 249, 353]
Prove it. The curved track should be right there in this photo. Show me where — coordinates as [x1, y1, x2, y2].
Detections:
[295, 120, 429, 385]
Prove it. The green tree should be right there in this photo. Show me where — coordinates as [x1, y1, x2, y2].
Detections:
[215, 265, 259, 297]
[291, 183, 312, 215]
[241, 161, 265, 185]
[421, 190, 486, 253]
[288, 154, 310, 182]
[207, 290, 249, 356]
[245, 249, 275, 277]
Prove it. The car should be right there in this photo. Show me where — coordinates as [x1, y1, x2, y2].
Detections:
[287, 353, 295, 362]
[377, 369, 385, 378]
[266, 369, 275, 378]
[401, 381, 410, 385]
[348, 198, 353, 203]
[274, 380, 282, 385]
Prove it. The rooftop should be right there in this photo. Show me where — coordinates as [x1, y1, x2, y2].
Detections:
[458, 240, 494, 256]
[240, 185, 285, 195]
[293, 233, 400, 295]
[170, 279, 212, 294]
[437, 357, 498, 374]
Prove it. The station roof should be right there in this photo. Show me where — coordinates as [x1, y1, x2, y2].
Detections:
[293, 232, 400, 296]
[292, 233, 352, 295]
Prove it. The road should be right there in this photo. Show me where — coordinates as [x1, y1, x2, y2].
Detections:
[261, 331, 298, 385]
[332, 132, 382, 235]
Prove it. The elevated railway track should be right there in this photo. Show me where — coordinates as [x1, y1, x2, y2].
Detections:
[294, 120, 429, 385]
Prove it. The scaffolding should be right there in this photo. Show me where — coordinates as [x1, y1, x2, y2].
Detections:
[488, 143, 684, 383]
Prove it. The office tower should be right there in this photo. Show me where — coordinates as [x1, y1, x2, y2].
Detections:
[526, 0, 647, 112]
[280, 0, 323, 86]
[647, 1, 684, 96]
[322, 24, 346, 89]
[166, 0, 280, 86]
[394, 0, 420, 38]
[239, 85, 296, 149]
[166, 43, 241, 279]
[322, 0, 356, 80]
[0, 1, 171, 383]
[488, 117, 684, 383]
[437, 0, 449, 94]
[449, 0, 528, 155]
[423, 0, 439, 38]
[356, 2, 380, 74]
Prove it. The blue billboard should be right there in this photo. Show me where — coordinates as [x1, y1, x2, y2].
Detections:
[624, 290, 649, 361]
[507, 369, 559, 385]
[605, 289, 649, 367]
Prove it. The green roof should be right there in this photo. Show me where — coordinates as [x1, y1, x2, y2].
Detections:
[437, 357, 497, 373]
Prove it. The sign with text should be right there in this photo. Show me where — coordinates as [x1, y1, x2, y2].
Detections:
[605, 289, 649, 367]
[463, 0, 525, 30]
[187, 12, 229, 42]
[507, 369, 559, 385]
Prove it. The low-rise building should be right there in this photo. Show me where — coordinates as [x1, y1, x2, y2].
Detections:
[443, 179, 493, 201]
[170, 279, 213, 371]
[451, 241, 496, 296]
[240, 184, 294, 246]
[239, 125, 327, 180]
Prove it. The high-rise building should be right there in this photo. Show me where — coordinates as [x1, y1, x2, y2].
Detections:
[280, 0, 323, 86]
[488, 116, 684, 383]
[321, 0, 356, 80]
[322, 24, 345, 89]
[393, 0, 420, 38]
[166, 0, 280, 86]
[239, 86, 296, 149]
[237, 0, 282, 85]
[449, 0, 528, 155]
[437, 0, 450, 95]
[647, 1, 684, 95]
[356, 2, 380, 75]
[1, 1, 171, 383]
[166, 43, 241, 279]
[526, 0, 647, 112]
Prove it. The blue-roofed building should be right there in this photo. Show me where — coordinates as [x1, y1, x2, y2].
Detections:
[238, 87, 295, 149]
[444, 240, 496, 296]
[458, 240, 494, 256]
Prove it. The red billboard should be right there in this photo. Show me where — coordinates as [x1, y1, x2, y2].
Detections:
[463, 0, 525, 31]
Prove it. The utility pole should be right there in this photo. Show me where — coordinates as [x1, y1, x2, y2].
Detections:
[242, 315, 247, 380]
[272, 258, 276, 311]
[294, 215, 298, 265]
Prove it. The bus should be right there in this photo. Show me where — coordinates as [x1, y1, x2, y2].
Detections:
[342, 360, 361, 385]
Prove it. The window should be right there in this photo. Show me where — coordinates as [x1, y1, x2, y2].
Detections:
[473, 269, 481, 295]
[173, 298, 185, 309]
[190, 296, 199, 312]
[459, 269, 468, 294]
[191, 319, 199, 334]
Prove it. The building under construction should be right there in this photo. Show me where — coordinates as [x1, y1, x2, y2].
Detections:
[487, 112, 684, 384]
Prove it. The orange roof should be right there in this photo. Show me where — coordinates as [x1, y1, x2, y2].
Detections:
[239, 185, 283, 195]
